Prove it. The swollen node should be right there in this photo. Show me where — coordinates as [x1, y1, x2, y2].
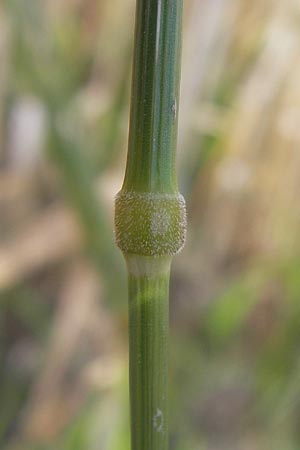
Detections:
[114, 191, 187, 257]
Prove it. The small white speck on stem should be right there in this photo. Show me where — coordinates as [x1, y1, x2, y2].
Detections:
[153, 408, 164, 433]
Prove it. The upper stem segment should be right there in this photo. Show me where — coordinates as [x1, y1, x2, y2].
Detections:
[123, 0, 183, 194]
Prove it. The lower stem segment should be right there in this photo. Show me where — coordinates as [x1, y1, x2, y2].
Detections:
[126, 255, 171, 450]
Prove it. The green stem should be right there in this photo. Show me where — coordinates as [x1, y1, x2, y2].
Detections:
[127, 256, 171, 450]
[123, 0, 183, 194]
[115, 1, 185, 449]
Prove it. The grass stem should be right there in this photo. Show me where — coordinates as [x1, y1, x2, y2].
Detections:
[115, 0, 185, 448]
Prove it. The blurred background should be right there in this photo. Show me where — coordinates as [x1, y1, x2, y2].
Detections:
[1, 0, 300, 449]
